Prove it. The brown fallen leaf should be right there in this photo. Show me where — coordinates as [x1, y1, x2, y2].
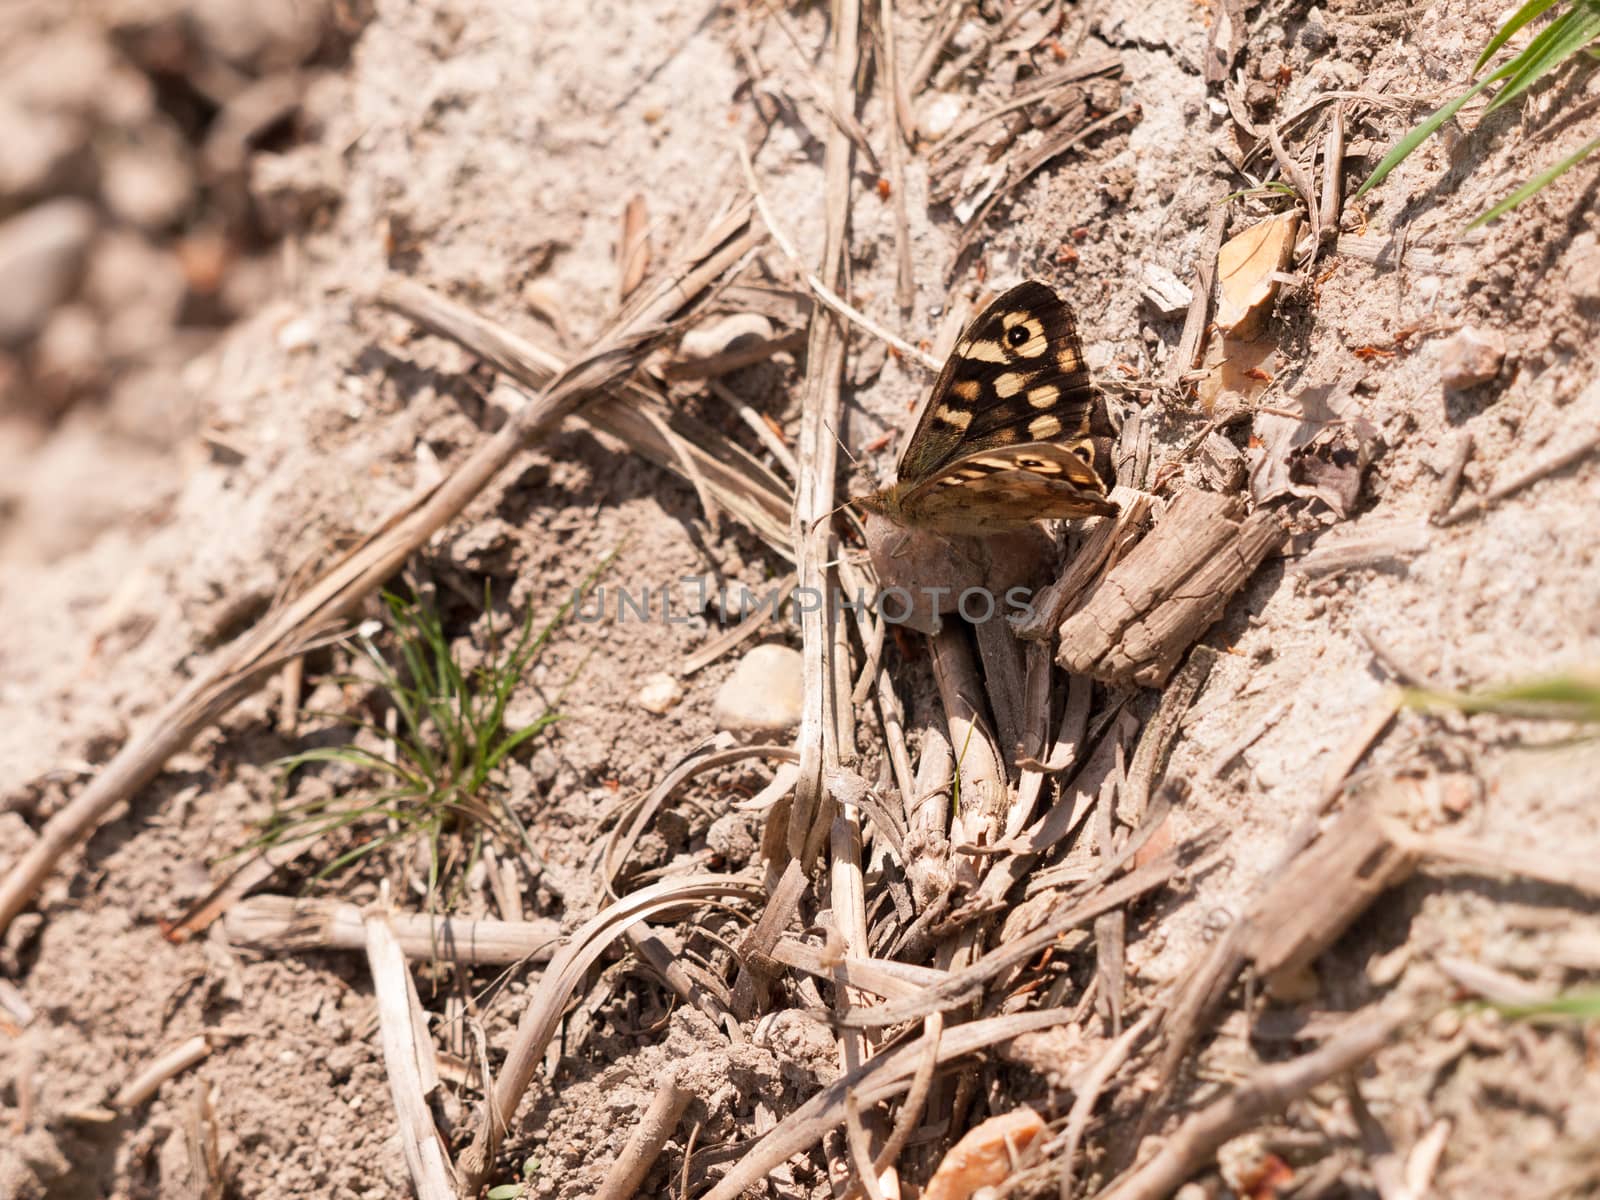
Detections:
[923, 1106, 1046, 1200]
[1216, 211, 1299, 337]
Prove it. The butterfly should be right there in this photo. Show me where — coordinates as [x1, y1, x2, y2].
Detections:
[854, 281, 1118, 535]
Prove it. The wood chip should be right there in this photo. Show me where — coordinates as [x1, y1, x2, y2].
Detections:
[1239, 797, 1419, 995]
[1057, 490, 1286, 687]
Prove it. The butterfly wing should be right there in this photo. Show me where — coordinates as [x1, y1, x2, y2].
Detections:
[899, 441, 1117, 534]
[895, 281, 1099, 486]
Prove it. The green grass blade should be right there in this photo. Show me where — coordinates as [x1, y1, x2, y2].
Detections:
[1494, 989, 1600, 1020]
[1483, 5, 1600, 115]
[1353, 73, 1499, 199]
[1476, 0, 1563, 72]
[487, 712, 562, 771]
[1470, 132, 1600, 226]
[275, 745, 427, 788]
[1403, 672, 1600, 721]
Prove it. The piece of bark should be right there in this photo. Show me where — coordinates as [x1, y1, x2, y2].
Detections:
[1011, 486, 1154, 642]
[1056, 490, 1285, 686]
[1240, 798, 1419, 996]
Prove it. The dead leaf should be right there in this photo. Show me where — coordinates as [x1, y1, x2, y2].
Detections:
[1216, 212, 1300, 337]
[1248, 378, 1382, 516]
[924, 1107, 1046, 1200]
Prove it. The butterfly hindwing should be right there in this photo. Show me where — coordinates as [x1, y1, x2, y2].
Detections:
[902, 440, 1117, 533]
[896, 281, 1097, 487]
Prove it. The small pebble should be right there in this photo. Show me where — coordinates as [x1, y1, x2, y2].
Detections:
[0, 198, 97, 345]
[277, 315, 318, 352]
[918, 92, 965, 140]
[636, 672, 683, 714]
[1566, 232, 1600, 306]
[1438, 324, 1505, 389]
[712, 643, 804, 733]
[678, 313, 773, 361]
[1140, 262, 1193, 317]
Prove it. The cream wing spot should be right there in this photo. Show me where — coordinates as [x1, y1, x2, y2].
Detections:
[952, 379, 981, 402]
[1057, 347, 1082, 373]
[933, 406, 973, 430]
[994, 372, 1027, 397]
[963, 338, 1009, 364]
[1026, 384, 1059, 409]
[1028, 414, 1063, 439]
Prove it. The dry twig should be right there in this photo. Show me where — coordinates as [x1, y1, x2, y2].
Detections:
[1098, 1005, 1415, 1200]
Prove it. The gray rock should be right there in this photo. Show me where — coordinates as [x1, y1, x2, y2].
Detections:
[712, 643, 804, 733]
[1438, 325, 1506, 390]
[1566, 233, 1600, 306]
[0, 199, 97, 346]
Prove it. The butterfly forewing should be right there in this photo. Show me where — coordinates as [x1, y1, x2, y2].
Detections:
[896, 281, 1098, 486]
[860, 279, 1116, 534]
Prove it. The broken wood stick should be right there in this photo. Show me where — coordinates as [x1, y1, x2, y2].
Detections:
[225, 895, 562, 965]
[593, 1074, 694, 1200]
[365, 911, 456, 1200]
[1057, 490, 1285, 687]
[1011, 486, 1154, 642]
[114, 1033, 213, 1110]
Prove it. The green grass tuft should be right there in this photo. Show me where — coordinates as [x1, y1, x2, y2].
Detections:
[1353, 0, 1600, 223]
[259, 556, 610, 907]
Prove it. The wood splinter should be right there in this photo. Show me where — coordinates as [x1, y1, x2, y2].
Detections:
[1056, 489, 1286, 687]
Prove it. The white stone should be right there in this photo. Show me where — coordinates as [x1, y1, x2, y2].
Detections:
[636, 672, 683, 715]
[0, 199, 96, 345]
[678, 313, 773, 361]
[712, 643, 804, 733]
[917, 92, 966, 140]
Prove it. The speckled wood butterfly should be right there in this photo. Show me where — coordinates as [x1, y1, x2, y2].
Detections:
[856, 280, 1118, 534]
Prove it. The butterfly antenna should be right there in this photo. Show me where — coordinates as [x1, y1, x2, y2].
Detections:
[822, 417, 861, 469]
[804, 495, 857, 540]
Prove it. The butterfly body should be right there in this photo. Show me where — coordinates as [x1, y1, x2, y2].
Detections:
[855, 281, 1117, 534]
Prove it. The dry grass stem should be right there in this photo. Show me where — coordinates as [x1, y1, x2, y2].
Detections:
[840, 850, 1184, 1028]
[1166, 204, 1230, 386]
[738, 140, 940, 373]
[457, 874, 763, 1193]
[378, 276, 794, 555]
[1405, 830, 1600, 898]
[113, 1033, 213, 1109]
[700, 1007, 1078, 1200]
[225, 895, 561, 965]
[0, 208, 761, 941]
[1436, 425, 1600, 527]
[1056, 1012, 1159, 1199]
[1098, 1005, 1414, 1200]
[364, 912, 456, 1200]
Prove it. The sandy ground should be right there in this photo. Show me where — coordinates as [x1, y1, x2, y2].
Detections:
[3, 0, 1599, 1197]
